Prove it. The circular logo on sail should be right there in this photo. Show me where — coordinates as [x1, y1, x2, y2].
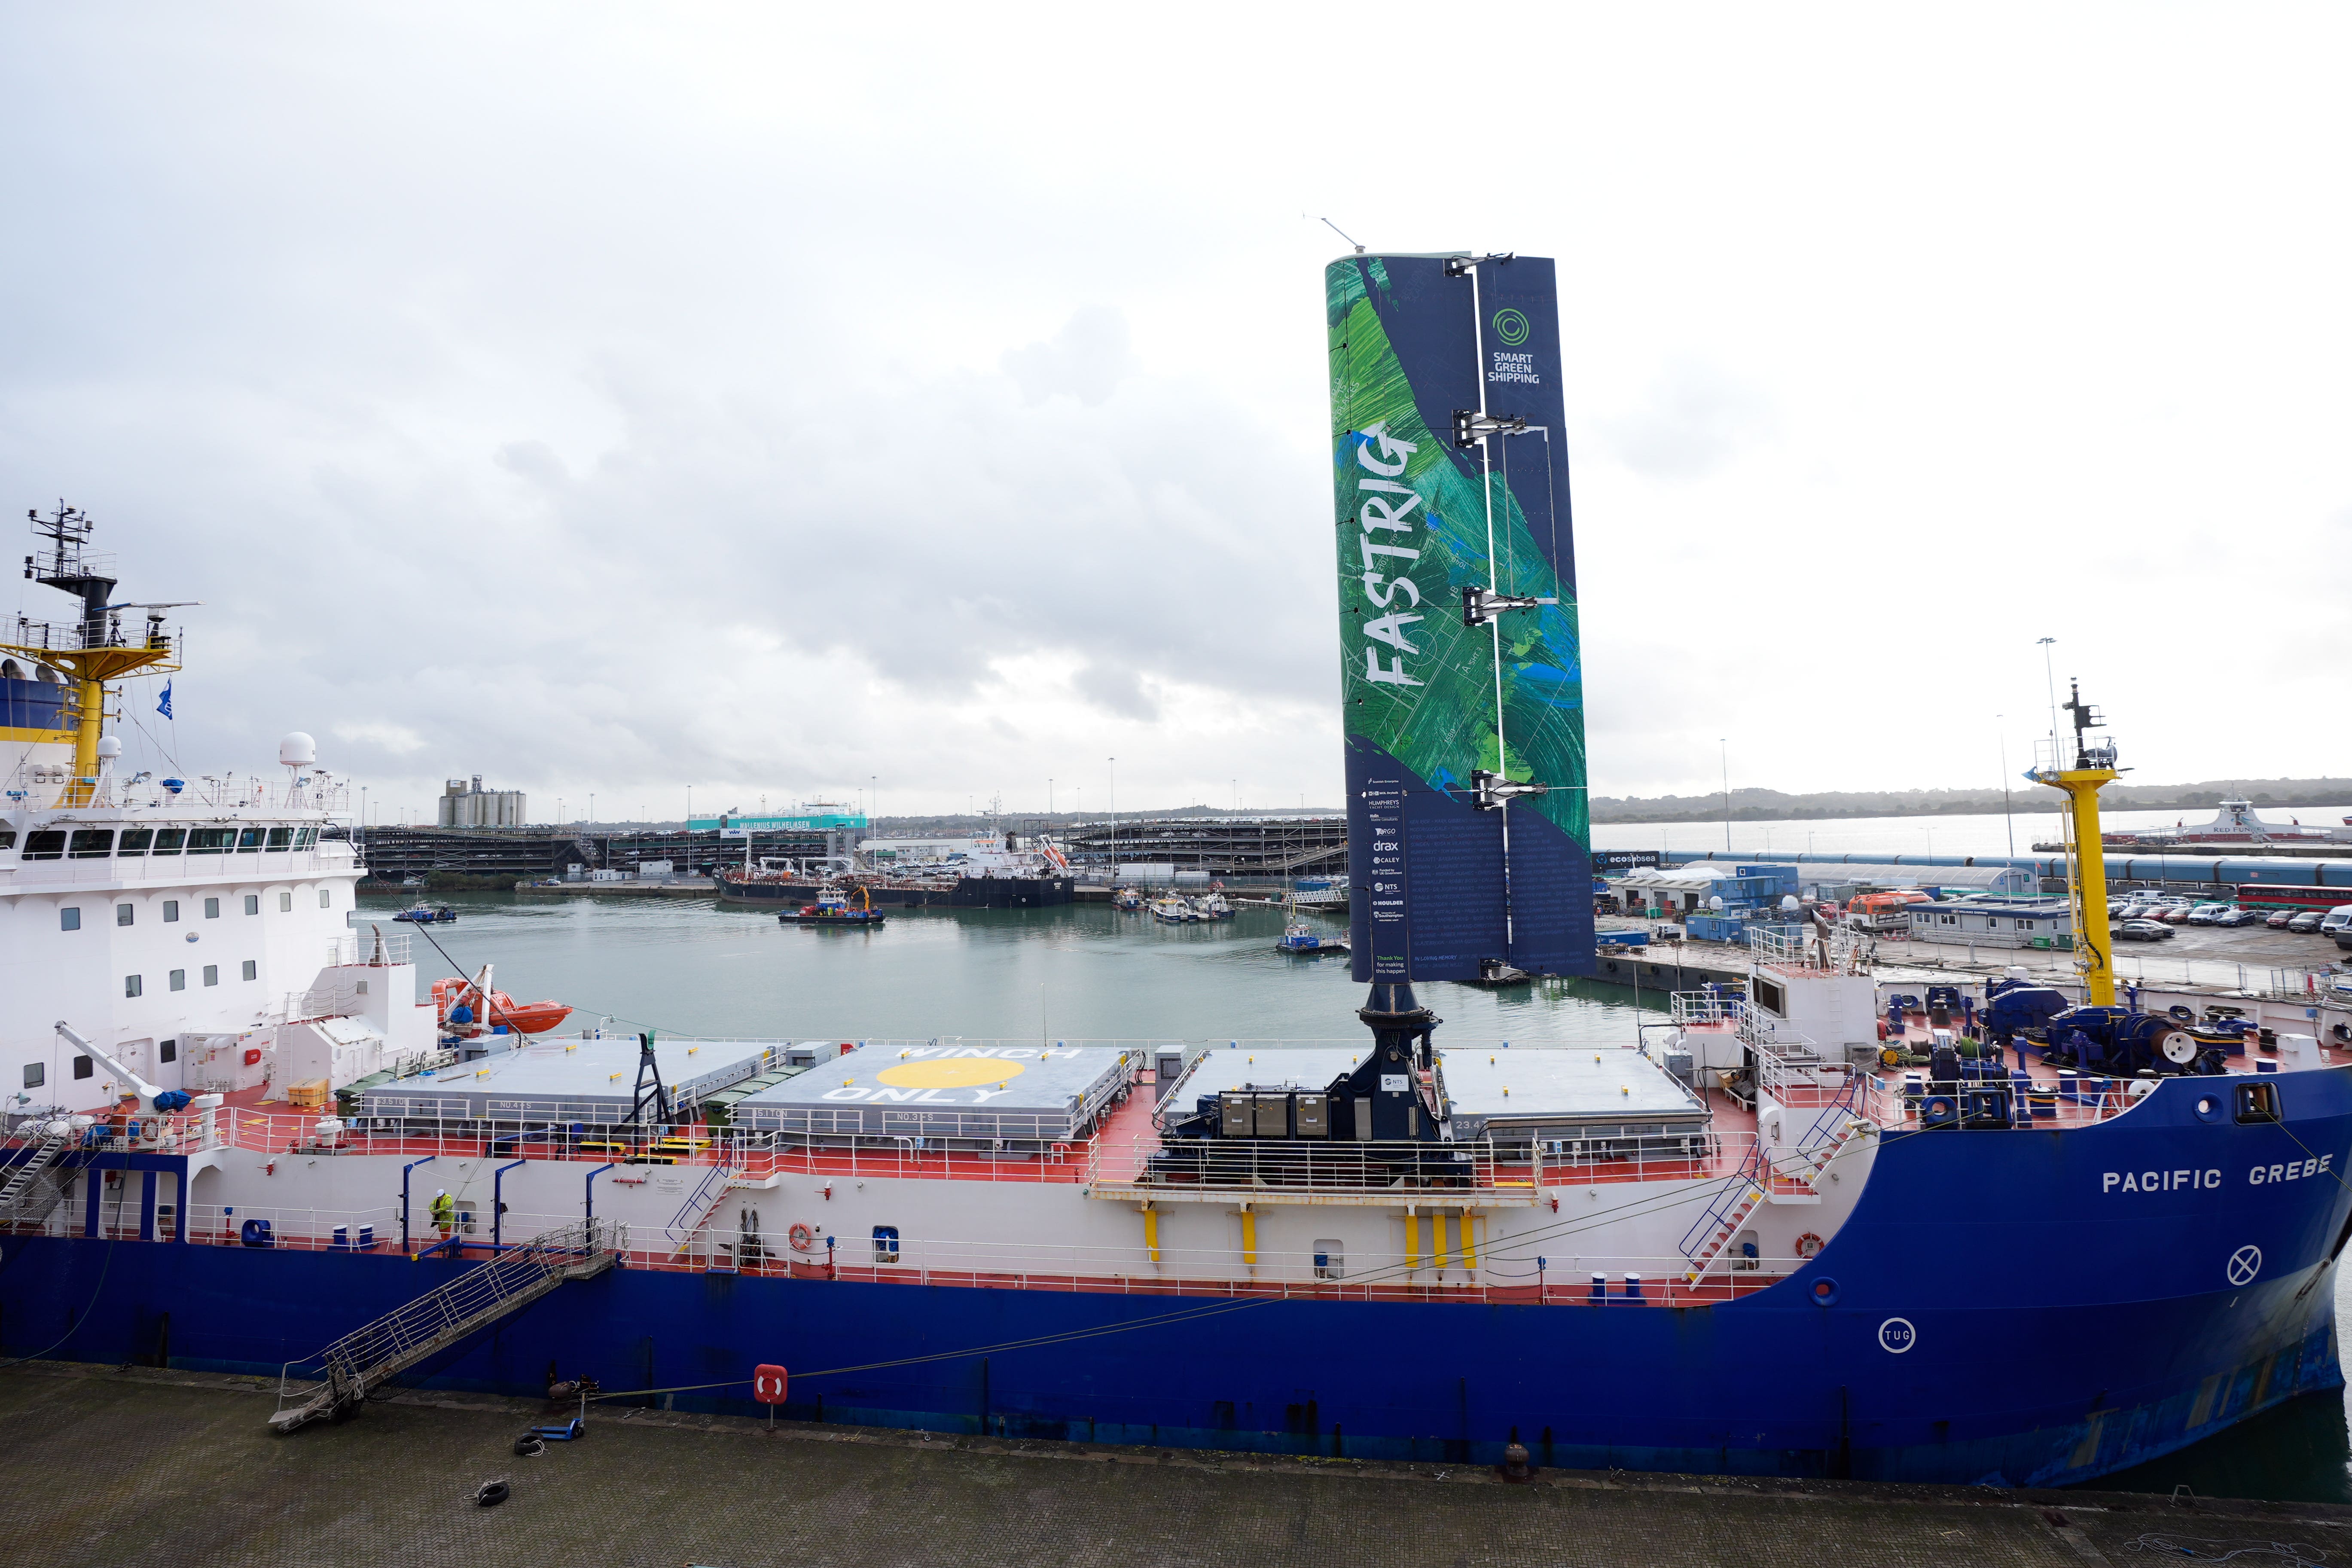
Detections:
[2227, 1245, 2262, 1286]
[1492, 308, 1530, 346]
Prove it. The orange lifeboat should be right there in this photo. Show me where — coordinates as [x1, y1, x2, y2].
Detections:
[432, 974, 573, 1035]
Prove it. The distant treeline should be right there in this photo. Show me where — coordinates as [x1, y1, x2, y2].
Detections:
[1591, 780, 2352, 825]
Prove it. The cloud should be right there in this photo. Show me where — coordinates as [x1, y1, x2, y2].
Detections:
[1071, 659, 1160, 721]
[1002, 308, 1135, 408]
[1599, 359, 1774, 480]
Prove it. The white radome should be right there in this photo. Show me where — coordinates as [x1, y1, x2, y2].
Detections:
[96, 735, 122, 759]
[279, 731, 317, 767]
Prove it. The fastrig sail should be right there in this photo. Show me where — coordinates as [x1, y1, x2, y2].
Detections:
[1326, 252, 1592, 982]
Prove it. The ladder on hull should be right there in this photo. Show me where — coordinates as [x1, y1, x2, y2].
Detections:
[270, 1218, 618, 1433]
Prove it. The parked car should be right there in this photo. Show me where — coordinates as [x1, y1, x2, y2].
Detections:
[2184, 903, 2232, 925]
[2288, 911, 2326, 933]
[2216, 908, 2266, 927]
[2159, 904, 2197, 923]
[2267, 909, 2300, 929]
[2321, 906, 2352, 937]
[2115, 919, 2177, 941]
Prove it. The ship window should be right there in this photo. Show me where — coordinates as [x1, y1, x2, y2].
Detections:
[186, 829, 232, 854]
[202, 965, 218, 987]
[23, 830, 65, 860]
[163, 900, 178, 922]
[265, 827, 292, 851]
[59, 906, 80, 930]
[318, 889, 330, 908]
[0, 829, 13, 849]
[22, 1063, 41, 1089]
[1313, 1239, 1345, 1280]
[2235, 1082, 2281, 1124]
[297, 826, 318, 849]
[278, 891, 292, 912]
[125, 974, 143, 998]
[73, 1056, 92, 1080]
[244, 894, 259, 915]
[68, 829, 114, 858]
[150, 828, 185, 855]
[237, 827, 264, 851]
[116, 903, 134, 926]
[204, 898, 220, 918]
[870, 1225, 900, 1262]
[169, 970, 185, 992]
[241, 960, 257, 981]
[159, 1040, 175, 1063]
[117, 827, 152, 855]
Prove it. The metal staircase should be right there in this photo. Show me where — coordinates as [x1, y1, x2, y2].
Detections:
[1679, 1093, 1872, 1283]
[270, 1217, 618, 1433]
[0, 1119, 77, 1230]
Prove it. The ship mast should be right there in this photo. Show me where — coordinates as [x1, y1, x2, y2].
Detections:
[2028, 679, 2121, 1007]
[5, 504, 185, 807]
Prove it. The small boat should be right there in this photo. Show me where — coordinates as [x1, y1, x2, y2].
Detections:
[1195, 892, 1235, 921]
[392, 904, 457, 924]
[1113, 887, 1144, 912]
[1278, 919, 1348, 955]
[432, 967, 573, 1035]
[1466, 957, 1534, 988]
[780, 886, 887, 927]
[1147, 894, 1194, 924]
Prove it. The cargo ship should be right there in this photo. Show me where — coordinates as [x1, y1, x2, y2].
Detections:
[7, 256, 2352, 1488]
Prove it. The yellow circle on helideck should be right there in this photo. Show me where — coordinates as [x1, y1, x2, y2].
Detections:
[876, 1058, 1027, 1089]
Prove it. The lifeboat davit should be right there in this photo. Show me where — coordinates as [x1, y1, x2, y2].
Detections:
[432, 972, 573, 1035]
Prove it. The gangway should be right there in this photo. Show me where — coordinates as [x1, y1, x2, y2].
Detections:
[0, 1117, 78, 1229]
[269, 1217, 618, 1432]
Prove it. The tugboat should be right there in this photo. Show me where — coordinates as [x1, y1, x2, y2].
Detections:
[778, 886, 887, 928]
[391, 903, 457, 924]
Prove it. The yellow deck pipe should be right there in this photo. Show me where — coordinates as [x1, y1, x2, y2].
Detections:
[1432, 1210, 1451, 1271]
[1142, 1204, 1159, 1264]
[1403, 1211, 1419, 1272]
[1461, 1210, 1476, 1271]
[1239, 1207, 1256, 1269]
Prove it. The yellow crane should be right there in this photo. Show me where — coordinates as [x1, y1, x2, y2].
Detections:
[2029, 680, 2121, 1007]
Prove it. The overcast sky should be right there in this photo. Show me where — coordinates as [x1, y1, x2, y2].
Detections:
[4, 5, 2347, 825]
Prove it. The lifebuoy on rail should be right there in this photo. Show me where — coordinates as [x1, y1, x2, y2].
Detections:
[787, 1222, 818, 1252]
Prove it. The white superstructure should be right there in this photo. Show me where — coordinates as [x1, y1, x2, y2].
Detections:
[0, 509, 432, 1113]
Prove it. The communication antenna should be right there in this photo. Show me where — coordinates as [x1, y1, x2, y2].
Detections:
[1312, 215, 1366, 254]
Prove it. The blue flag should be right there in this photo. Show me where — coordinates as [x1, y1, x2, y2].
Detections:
[156, 682, 173, 720]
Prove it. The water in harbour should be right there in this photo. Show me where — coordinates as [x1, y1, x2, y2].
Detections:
[360, 890, 2352, 1501]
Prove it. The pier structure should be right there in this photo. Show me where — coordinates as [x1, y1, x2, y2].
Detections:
[1058, 815, 1348, 883]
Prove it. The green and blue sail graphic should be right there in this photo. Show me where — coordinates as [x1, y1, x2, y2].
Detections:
[1327, 253, 1592, 981]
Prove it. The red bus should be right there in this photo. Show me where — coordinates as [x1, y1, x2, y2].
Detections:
[2235, 883, 2352, 913]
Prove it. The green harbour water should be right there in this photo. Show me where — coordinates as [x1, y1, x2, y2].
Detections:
[359, 890, 2352, 1503]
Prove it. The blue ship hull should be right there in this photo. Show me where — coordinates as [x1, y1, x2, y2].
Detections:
[7, 1070, 2351, 1487]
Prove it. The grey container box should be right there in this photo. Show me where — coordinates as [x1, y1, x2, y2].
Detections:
[1220, 1092, 1255, 1137]
[1251, 1093, 1290, 1137]
[1294, 1092, 1329, 1138]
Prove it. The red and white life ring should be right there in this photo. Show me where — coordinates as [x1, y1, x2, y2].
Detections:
[1794, 1232, 1825, 1259]
[787, 1222, 818, 1253]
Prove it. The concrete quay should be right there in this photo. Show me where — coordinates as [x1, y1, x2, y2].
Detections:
[5, 1360, 2347, 1568]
